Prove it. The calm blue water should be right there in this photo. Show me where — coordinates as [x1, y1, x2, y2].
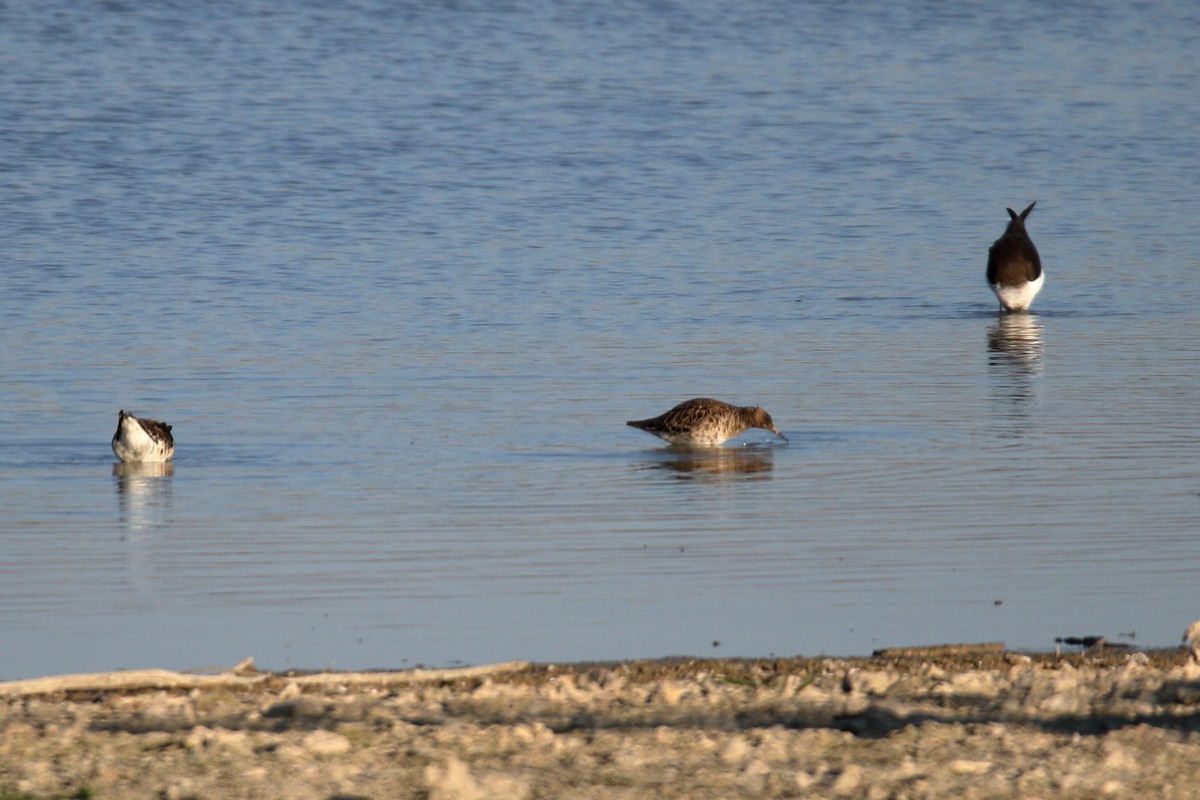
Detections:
[2, 0, 1199, 679]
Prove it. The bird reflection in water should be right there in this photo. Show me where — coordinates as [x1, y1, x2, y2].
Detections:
[987, 313, 1044, 426]
[988, 313, 1043, 371]
[642, 445, 776, 481]
[113, 460, 175, 533]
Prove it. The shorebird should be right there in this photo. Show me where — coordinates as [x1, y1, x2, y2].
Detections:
[1183, 620, 1200, 662]
[111, 410, 175, 463]
[627, 398, 787, 447]
[986, 201, 1044, 312]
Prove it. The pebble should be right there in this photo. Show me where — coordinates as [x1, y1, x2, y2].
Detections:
[652, 680, 689, 705]
[277, 681, 303, 700]
[718, 735, 752, 766]
[425, 755, 484, 800]
[303, 729, 352, 756]
[846, 669, 897, 696]
[949, 758, 992, 775]
[938, 670, 1001, 698]
[830, 763, 864, 795]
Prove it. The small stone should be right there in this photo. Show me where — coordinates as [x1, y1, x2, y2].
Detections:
[1041, 691, 1082, 715]
[849, 670, 897, 696]
[302, 729, 352, 756]
[183, 725, 249, 752]
[949, 758, 992, 775]
[511, 722, 554, 745]
[243, 767, 269, 782]
[794, 770, 818, 790]
[277, 680, 302, 700]
[477, 773, 531, 800]
[1101, 741, 1139, 772]
[754, 727, 791, 763]
[274, 743, 308, 762]
[14, 761, 57, 796]
[795, 684, 837, 708]
[184, 725, 214, 750]
[719, 735, 753, 766]
[655, 680, 688, 705]
[743, 757, 770, 779]
[163, 779, 198, 800]
[425, 755, 485, 800]
[830, 764, 865, 795]
[936, 671, 999, 699]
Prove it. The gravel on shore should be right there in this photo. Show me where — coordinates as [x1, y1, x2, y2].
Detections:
[3, 646, 1200, 799]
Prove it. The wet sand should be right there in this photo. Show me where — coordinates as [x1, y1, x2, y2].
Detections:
[3, 647, 1200, 799]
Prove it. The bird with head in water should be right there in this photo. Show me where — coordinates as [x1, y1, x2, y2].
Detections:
[986, 201, 1043, 313]
[627, 398, 787, 447]
[111, 410, 175, 463]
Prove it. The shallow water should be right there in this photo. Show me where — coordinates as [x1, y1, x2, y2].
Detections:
[2, 0, 1199, 678]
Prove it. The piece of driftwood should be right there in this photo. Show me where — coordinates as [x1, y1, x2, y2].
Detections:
[872, 642, 1005, 658]
[0, 660, 531, 697]
[287, 661, 531, 688]
[0, 669, 266, 695]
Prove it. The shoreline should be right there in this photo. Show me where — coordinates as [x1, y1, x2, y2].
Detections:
[3, 646, 1200, 798]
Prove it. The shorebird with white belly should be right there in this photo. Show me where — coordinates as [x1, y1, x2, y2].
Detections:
[986, 201, 1044, 312]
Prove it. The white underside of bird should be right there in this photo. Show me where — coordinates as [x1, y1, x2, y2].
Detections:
[112, 414, 174, 463]
[990, 272, 1044, 312]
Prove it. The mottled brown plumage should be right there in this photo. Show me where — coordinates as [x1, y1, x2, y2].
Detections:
[627, 398, 787, 447]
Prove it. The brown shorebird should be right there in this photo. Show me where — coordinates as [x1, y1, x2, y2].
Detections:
[111, 410, 175, 463]
[627, 398, 787, 447]
[986, 201, 1044, 312]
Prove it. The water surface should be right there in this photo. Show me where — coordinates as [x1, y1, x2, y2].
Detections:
[2, 0, 1199, 678]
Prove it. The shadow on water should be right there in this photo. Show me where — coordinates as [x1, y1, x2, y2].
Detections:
[113, 461, 174, 533]
[987, 313, 1043, 426]
[635, 446, 776, 481]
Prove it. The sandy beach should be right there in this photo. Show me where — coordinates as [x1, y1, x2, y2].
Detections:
[3, 646, 1200, 799]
